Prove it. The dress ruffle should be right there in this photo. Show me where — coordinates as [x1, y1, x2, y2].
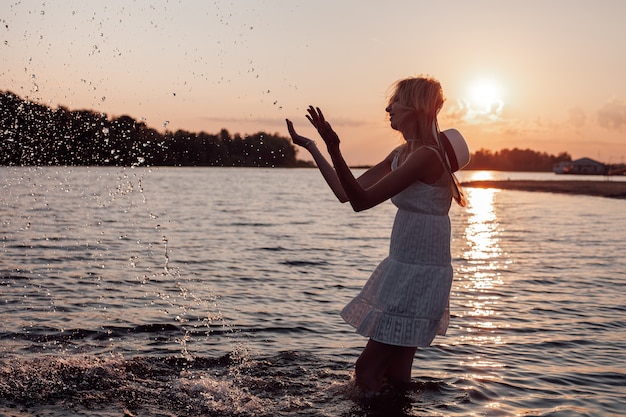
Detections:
[340, 257, 453, 347]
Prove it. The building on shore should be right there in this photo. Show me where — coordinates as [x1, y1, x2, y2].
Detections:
[553, 158, 608, 175]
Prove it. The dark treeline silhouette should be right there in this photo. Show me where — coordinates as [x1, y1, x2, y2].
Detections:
[1, 90, 311, 167]
[466, 148, 572, 172]
[2, 90, 573, 171]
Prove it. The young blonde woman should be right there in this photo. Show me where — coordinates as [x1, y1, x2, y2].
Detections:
[286, 76, 469, 393]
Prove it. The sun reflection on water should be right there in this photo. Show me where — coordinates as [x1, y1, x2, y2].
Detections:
[465, 170, 496, 182]
[453, 186, 509, 391]
[464, 188, 503, 280]
[457, 187, 506, 343]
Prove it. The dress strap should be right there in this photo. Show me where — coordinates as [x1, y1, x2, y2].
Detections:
[394, 144, 446, 170]
[421, 145, 446, 167]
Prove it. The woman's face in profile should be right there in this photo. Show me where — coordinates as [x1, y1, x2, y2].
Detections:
[386, 99, 414, 132]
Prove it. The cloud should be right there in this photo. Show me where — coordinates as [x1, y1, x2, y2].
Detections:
[445, 98, 504, 125]
[597, 98, 626, 131]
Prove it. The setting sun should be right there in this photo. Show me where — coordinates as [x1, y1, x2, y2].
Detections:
[470, 79, 503, 112]
[456, 78, 505, 124]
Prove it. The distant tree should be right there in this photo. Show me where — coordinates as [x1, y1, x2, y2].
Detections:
[466, 147, 572, 171]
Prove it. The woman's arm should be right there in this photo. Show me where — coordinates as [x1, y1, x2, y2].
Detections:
[286, 118, 397, 203]
[330, 144, 441, 211]
[286, 119, 348, 202]
[306, 107, 441, 212]
[304, 141, 351, 203]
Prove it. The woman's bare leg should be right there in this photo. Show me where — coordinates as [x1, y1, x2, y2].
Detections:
[354, 339, 417, 392]
[354, 339, 393, 392]
[384, 346, 417, 386]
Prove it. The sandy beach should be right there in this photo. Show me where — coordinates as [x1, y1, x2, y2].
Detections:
[461, 180, 626, 199]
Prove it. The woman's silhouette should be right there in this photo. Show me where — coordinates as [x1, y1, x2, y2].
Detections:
[286, 76, 470, 393]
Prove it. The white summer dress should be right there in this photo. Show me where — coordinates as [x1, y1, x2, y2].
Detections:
[340, 147, 454, 347]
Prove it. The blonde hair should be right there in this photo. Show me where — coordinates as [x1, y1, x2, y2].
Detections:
[388, 76, 445, 145]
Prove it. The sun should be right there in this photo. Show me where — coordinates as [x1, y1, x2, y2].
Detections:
[469, 78, 503, 111]
[458, 78, 505, 123]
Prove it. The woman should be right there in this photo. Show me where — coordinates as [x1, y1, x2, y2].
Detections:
[285, 76, 469, 393]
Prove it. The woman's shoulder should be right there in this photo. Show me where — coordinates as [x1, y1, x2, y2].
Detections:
[386, 145, 404, 168]
[391, 144, 406, 154]
[400, 144, 446, 183]
[397, 143, 441, 163]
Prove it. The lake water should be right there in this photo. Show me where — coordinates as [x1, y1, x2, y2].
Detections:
[1, 167, 625, 416]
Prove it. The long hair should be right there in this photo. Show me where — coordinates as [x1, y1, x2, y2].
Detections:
[388, 76, 445, 145]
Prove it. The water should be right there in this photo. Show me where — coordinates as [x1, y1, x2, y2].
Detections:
[1, 167, 625, 416]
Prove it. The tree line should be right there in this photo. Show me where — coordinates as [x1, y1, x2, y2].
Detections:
[0, 90, 310, 167]
[466, 148, 572, 172]
[2, 90, 572, 171]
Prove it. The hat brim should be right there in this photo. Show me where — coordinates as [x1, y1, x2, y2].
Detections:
[434, 123, 467, 207]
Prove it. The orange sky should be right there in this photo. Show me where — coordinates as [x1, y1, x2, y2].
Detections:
[2, 1, 625, 165]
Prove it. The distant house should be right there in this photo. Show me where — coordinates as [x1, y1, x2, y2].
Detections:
[553, 158, 607, 175]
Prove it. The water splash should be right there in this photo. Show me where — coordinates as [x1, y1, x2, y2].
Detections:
[0, 351, 362, 417]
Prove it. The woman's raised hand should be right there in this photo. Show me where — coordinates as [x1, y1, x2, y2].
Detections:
[285, 119, 314, 148]
[306, 106, 340, 148]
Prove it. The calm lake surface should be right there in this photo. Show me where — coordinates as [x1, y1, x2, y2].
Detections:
[1, 167, 625, 416]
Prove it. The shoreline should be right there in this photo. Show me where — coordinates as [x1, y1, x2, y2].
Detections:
[461, 180, 626, 199]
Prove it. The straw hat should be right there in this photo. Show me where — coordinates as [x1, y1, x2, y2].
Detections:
[438, 128, 471, 207]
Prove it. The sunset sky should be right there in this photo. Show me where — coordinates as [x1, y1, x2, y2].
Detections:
[2, 0, 625, 165]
